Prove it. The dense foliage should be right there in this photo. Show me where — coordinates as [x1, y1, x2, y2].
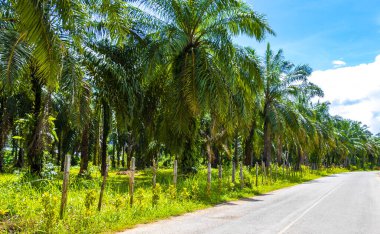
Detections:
[0, 0, 379, 176]
[1, 0, 379, 233]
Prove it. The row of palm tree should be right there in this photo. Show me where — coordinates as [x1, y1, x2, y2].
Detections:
[0, 0, 379, 176]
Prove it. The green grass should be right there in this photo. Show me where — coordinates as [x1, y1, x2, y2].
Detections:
[0, 165, 348, 233]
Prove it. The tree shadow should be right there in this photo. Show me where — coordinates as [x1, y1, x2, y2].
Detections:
[240, 197, 263, 202]
[303, 180, 322, 184]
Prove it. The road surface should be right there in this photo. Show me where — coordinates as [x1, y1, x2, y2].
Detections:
[120, 171, 380, 234]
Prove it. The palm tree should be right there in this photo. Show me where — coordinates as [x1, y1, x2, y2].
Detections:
[0, 0, 89, 174]
[260, 44, 322, 167]
[139, 0, 274, 172]
[84, 39, 142, 175]
[1, 0, 146, 174]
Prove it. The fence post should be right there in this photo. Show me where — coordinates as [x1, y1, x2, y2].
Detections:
[173, 160, 178, 187]
[129, 157, 135, 207]
[60, 153, 71, 218]
[218, 164, 223, 179]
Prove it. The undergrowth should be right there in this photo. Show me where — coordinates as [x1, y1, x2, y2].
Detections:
[0, 165, 348, 233]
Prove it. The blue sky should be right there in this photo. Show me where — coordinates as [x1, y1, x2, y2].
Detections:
[236, 0, 380, 133]
[236, 0, 380, 70]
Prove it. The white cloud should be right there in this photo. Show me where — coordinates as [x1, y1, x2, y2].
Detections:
[332, 60, 346, 68]
[310, 55, 380, 133]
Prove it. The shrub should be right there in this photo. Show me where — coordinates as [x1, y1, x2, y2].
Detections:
[167, 184, 177, 200]
[152, 183, 162, 206]
[180, 187, 190, 200]
[135, 188, 145, 206]
[190, 182, 199, 199]
[41, 192, 59, 232]
[228, 182, 235, 191]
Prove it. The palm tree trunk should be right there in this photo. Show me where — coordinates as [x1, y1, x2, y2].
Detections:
[93, 118, 100, 166]
[277, 137, 282, 165]
[244, 123, 255, 166]
[180, 138, 196, 173]
[0, 97, 10, 173]
[15, 129, 24, 168]
[60, 137, 66, 172]
[211, 146, 220, 168]
[206, 142, 213, 167]
[101, 101, 110, 176]
[79, 123, 90, 174]
[111, 138, 116, 168]
[57, 130, 62, 166]
[117, 143, 121, 168]
[263, 118, 272, 167]
[295, 147, 303, 171]
[0, 150, 3, 173]
[11, 127, 17, 165]
[14, 128, 24, 168]
[28, 71, 44, 175]
[233, 131, 239, 165]
[121, 141, 125, 167]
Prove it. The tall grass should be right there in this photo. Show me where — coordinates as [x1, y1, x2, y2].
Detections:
[0, 165, 348, 233]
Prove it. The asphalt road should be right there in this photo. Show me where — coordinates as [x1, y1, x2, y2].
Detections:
[120, 171, 380, 234]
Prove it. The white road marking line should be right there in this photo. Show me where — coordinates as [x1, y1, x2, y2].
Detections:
[278, 182, 344, 234]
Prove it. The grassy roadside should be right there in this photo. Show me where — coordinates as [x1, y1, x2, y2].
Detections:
[0, 165, 348, 233]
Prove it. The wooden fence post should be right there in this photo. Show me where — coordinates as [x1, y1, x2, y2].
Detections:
[239, 162, 244, 189]
[60, 153, 71, 218]
[129, 157, 135, 207]
[173, 160, 178, 187]
[218, 164, 223, 180]
[152, 159, 156, 189]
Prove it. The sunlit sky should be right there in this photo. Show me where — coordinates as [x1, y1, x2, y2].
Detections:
[236, 0, 380, 133]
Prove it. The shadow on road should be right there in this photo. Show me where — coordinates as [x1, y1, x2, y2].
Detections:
[217, 198, 263, 206]
[240, 197, 263, 202]
[303, 180, 323, 184]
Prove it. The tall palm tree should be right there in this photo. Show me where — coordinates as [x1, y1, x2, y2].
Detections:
[260, 44, 322, 167]
[84, 39, 142, 175]
[139, 0, 274, 172]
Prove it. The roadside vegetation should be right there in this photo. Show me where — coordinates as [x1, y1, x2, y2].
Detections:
[0, 165, 347, 233]
[0, 0, 379, 233]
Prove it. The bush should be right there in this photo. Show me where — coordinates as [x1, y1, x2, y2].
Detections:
[41, 192, 59, 232]
[167, 184, 177, 200]
[152, 183, 162, 206]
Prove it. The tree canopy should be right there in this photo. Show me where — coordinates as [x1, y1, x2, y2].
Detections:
[0, 0, 379, 176]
